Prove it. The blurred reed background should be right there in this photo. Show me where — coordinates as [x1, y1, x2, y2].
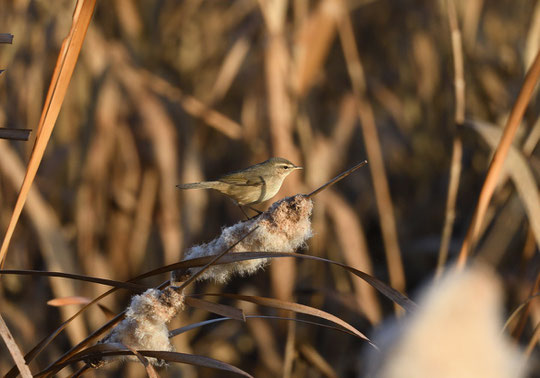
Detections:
[0, 0, 539, 376]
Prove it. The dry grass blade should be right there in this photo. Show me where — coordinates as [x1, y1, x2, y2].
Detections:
[305, 160, 367, 198]
[0, 313, 32, 378]
[502, 292, 540, 333]
[0, 269, 148, 291]
[37, 343, 253, 377]
[33, 313, 129, 378]
[184, 297, 245, 322]
[202, 293, 377, 348]
[139, 251, 416, 312]
[6, 235, 410, 377]
[0, 33, 13, 44]
[47, 296, 91, 307]
[0, 0, 96, 267]
[0, 128, 31, 141]
[512, 269, 540, 339]
[170, 314, 360, 339]
[525, 321, 540, 358]
[457, 49, 540, 268]
[467, 120, 540, 262]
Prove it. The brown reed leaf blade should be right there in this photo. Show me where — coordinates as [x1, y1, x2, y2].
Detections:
[36, 343, 253, 377]
[184, 297, 245, 322]
[0, 0, 96, 268]
[169, 315, 360, 338]
[468, 120, 540, 262]
[0, 269, 148, 291]
[133, 251, 416, 312]
[202, 293, 377, 349]
[502, 292, 540, 333]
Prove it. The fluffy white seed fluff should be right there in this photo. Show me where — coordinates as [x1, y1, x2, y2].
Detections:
[366, 265, 528, 378]
[100, 288, 184, 366]
[177, 195, 313, 283]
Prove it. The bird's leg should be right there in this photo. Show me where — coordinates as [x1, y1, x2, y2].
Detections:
[237, 205, 263, 221]
[246, 205, 262, 215]
[238, 205, 251, 220]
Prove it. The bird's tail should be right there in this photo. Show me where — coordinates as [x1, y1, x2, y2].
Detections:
[176, 181, 220, 190]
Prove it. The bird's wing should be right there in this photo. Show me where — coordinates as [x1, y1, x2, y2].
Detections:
[219, 173, 264, 186]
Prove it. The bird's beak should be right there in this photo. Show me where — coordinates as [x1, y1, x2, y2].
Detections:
[294, 166, 303, 170]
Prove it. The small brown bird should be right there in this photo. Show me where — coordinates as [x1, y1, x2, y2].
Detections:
[177, 157, 302, 207]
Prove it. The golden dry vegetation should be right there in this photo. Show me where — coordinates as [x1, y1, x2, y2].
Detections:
[0, 0, 539, 377]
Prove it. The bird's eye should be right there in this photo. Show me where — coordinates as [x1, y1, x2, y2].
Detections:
[281, 165, 290, 169]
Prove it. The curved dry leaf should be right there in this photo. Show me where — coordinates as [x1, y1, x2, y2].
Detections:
[37, 342, 253, 377]
[184, 296, 245, 322]
[201, 293, 376, 348]
[468, 120, 540, 252]
[502, 292, 540, 332]
[144, 250, 416, 313]
[8, 249, 414, 377]
[138, 251, 416, 312]
[169, 314, 360, 338]
[0, 269, 148, 291]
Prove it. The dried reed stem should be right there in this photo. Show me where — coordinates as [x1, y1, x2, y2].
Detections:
[259, 0, 301, 306]
[337, 2, 406, 300]
[457, 48, 540, 268]
[436, 0, 465, 276]
[0, 0, 96, 268]
[0, 314, 32, 378]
